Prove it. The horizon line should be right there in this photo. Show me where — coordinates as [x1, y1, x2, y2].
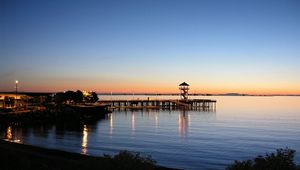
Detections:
[1, 91, 300, 96]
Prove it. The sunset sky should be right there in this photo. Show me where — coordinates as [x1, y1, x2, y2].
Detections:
[1, 0, 299, 94]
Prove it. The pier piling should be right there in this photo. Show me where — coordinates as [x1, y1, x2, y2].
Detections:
[100, 99, 216, 111]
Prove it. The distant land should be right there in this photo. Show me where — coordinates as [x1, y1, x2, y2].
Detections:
[96, 93, 300, 97]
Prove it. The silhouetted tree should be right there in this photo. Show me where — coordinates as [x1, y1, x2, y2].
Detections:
[74, 90, 83, 104]
[54, 90, 97, 104]
[104, 150, 156, 170]
[91, 92, 99, 103]
[227, 148, 300, 170]
[65, 90, 75, 103]
[84, 92, 99, 103]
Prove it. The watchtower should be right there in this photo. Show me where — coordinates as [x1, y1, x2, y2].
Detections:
[179, 82, 189, 100]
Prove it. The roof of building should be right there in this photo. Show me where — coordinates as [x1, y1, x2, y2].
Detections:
[179, 82, 189, 86]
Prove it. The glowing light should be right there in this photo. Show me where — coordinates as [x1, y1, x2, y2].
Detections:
[6, 126, 12, 140]
[82, 90, 89, 97]
[15, 80, 18, 84]
[4, 126, 21, 143]
[81, 125, 88, 155]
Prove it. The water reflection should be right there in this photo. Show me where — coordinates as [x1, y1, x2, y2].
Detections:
[131, 112, 135, 135]
[6, 126, 12, 139]
[178, 110, 189, 138]
[3, 126, 22, 143]
[1, 96, 299, 170]
[81, 125, 88, 155]
[155, 112, 159, 129]
[109, 113, 113, 136]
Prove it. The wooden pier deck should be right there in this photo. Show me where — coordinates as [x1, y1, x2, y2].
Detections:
[100, 99, 216, 111]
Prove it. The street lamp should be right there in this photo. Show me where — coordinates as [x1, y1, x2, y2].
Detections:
[15, 80, 18, 108]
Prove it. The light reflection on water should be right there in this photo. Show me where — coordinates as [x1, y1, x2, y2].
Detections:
[131, 112, 135, 136]
[178, 110, 188, 138]
[1, 96, 300, 170]
[3, 126, 22, 143]
[81, 125, 88, 155]
[109, 113, 113, 136]
[6, 126, 12, 140]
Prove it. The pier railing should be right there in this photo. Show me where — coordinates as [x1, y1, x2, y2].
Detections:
[99, 99, 216, 111]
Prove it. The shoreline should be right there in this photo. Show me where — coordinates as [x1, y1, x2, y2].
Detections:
[0, 140, 176, 170]
[0, 104, 110, 127]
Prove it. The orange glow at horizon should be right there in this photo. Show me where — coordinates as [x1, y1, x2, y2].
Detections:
[1, 79, 299, 95]
[18, 86, 300, 96]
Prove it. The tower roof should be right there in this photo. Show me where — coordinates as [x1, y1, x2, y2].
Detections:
[179, 82, 189, 86]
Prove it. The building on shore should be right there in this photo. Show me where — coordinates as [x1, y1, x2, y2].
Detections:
[0, 93, 25, 109]
[0, 93, 51, 110]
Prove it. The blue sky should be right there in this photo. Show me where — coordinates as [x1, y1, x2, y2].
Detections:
[0, 0, 299, 94]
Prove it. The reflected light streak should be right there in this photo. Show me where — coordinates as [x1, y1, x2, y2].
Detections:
[131, 112, 135, 135]
[81, 125, 88, 155]
[6, 126, 12, 140]
[188, 114, 192, 127]
[155, 113, 159, 129]
[109, 113, 113, 136]
[5, 126, 21, 143]
[148, 110, 153, 128]
[178, 112, 188, 138]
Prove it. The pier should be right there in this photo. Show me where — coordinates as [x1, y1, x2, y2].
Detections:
[100, 99, 216, 111]
[100, 82, 216, 111]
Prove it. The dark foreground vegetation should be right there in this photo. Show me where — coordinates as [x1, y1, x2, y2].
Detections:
[1, 140, 299, 170]
[227, 148, 300, 170]
[0, 140, 173, 170]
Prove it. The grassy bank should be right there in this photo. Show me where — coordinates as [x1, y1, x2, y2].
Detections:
[0, 140, 175, 170]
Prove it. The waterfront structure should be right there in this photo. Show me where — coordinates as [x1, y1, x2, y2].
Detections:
[0, 93, 23, 109]
[179, 82, 189, 100]
[0, 93, 50, 110]
[100, 99, 216, 111]
[100, 82, 216, 111]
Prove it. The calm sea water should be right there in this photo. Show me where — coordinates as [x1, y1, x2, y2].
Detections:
[1, 96, 300, 170]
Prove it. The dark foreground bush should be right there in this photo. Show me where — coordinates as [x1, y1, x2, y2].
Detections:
[226, 148, 300, 170]
[0, 141, 167, 170]
[105, 150, 157, 170]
